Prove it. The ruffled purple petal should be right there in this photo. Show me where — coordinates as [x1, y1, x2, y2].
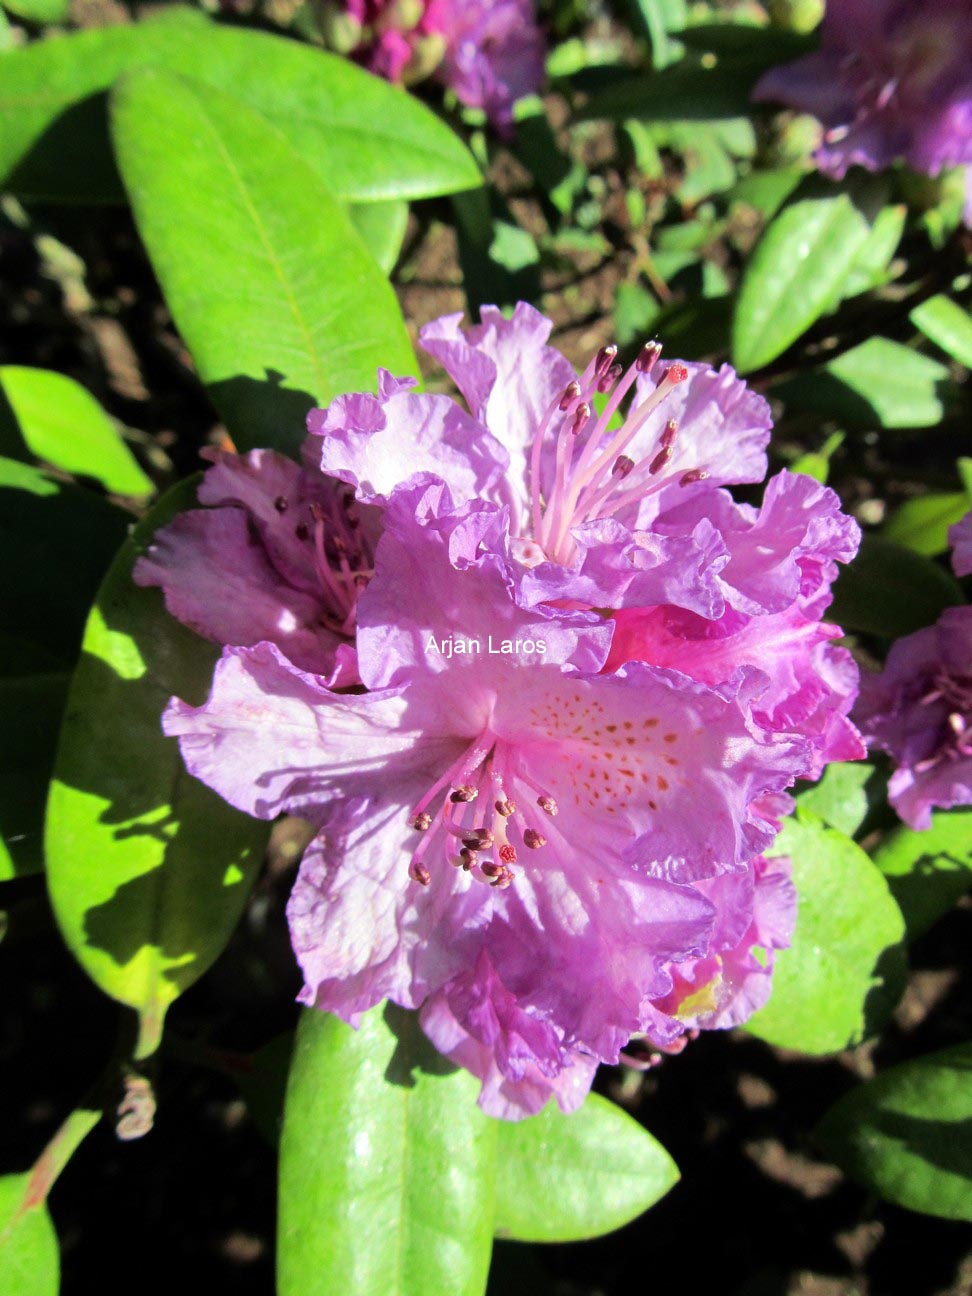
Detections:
[306, 369, 509, 508]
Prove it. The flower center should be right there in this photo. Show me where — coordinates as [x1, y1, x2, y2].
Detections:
[282, 487, 374, 636]
[527, 341, 700, 566]
[405, 732, 558, 890]
[915, 671, 972, 774]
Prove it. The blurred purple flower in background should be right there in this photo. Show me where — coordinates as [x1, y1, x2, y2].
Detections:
[321, 0, 545, 132]
[855, 512, 972, 829]
[753, 0, 972, 178]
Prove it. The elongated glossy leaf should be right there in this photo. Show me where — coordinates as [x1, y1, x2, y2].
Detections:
[796, 761, 876, 838]
[883, 491, 972, 557]
[910, 294, 972, 368]
[111, 69, 416, 457]
[0, 366, 152, 498]
[2, 0, 67, 19]
[0, 1175, 58, 1296]
[774, 338, 953, 428]
[1, 7, 479, 204]
[348, 200, 410, 275]
[828, 535, 963, 639]
[494, 1094, 678, 1242]
[278, 1005, 496, 1296]
[45, 479, 267, 1059]
[0, 456, 128, 674]
[746, 812, 906, 1053]
[816, 1044, 972, 1221]
[872, 809, 972, 940]
[842, 203, 905, 297]
[732, 188, 875, 372]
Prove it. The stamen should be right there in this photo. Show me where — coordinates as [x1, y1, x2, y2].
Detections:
[412, 812, 432, 831]
[613, 455, 634, 479]
[679, 468, 710, 486]
[649, 446, 673, 475]
[450, 785, 478, 803]
[636, 341, 662, 373]
[523, 828, 546, 849]
[559, 380, 582, 411]
[495, 798, 515, 817]
[537, 795, 558, 816]
[274, 496, 288, 513]
[409, 862, 431, 886]
[595, 344, 618, 378]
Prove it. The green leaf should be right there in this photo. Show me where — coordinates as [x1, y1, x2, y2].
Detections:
[842, 203, 906, 297]
[2, 0, 68, 20]
[278, 1005, 496, 1296]
[728, 166, 803, 221]
[732, 186, 877, 372]
[111, 68, 416, 458]
[910, 294, 972, 369]
[494, 1094, 678, 1242]
[0, 366, 153, 498]
[746, 812, 906, 1053]
[1, 7, 479, 204]
[872, 809, 972, 940]
[0, 673, 69, 880]
[0, 1174, 58, 1296]
[796, 761, 876, 838]
[816, 1043, 972, 1221]
[0, 456, 129, 674]
[828, 534, 963, 638]
[883, 491, 972, 557]
[348, 200, 410, 275]
[773, 338, 953, 428]
[44, 478, 268, 1059]
[580, 60, 758, 125]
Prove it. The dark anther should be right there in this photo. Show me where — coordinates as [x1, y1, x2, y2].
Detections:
[559, 380, 582, 410]
[412, 812, 432, 832]
[274, 496, 288, 513]
[295, 522, 310, 541]
[450, 785, 478, 803]
[523, 828, 546, 849]
[636, 341, 662, 373]
[649, 446, 673, 475]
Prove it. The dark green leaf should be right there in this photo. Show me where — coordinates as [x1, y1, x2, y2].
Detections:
[0, 456, 129, 674]
[45, 479, 267, 1059]
[746, 812, 906, 1053]
[348, 200, 410, 275]
[910, 294, 972, 369]
[0, 366, 153, 498]
[0, 674, 69, 880]
[494, 1094, 678, 1242]
[580, 60, 758, 125]
[732, 187, 877, 372]
[796, 762, 876, 838]
[829, 535, 963, 638]
[883, 491, 972, 557]
[872, 809, 972, 940]
[2, 8, 478, 205]
[773, 338, 953, 428]
[278, 1005, 496, 1296]
[0, 1174, 58, 1296]
[111, 68, 416, 457]
[816, 1043, 972, 1221]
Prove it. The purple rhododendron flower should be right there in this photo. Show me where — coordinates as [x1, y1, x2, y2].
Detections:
[854, 512, 972, 829]
[856, 603, 972, 829]
[325, 0, 545, 132]
[159, 303, 864, 1117]
[165, 482, 806, 1117]
[134, 447, 372, 686]
[949, 511, 972, 577]
[753, 0, 972, 178]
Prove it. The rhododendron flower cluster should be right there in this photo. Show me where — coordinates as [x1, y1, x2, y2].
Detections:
[855, 514, 972, 830]
[322, 0, 545, 133]
[145, 304, 864, 1118]
[753, 0, 972, 179]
